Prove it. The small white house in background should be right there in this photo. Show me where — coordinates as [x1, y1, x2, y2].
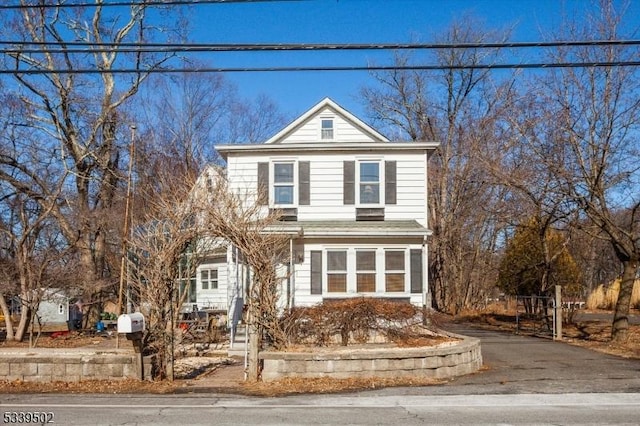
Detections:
[36, 289, 70, 329]
[190, 97, 439, 320]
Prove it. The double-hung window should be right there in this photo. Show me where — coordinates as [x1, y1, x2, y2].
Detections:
[201, 269, 218, 290]
[273, 162, 294, 205]
[356, 250, 376, 292]
[385, 250, 405, 292]
[359, 161, 380, 204]
[327, 250, 347, 293]
[321, 119, 334, 140]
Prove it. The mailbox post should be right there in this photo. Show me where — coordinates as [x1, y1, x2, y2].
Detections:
[117, 313, 145, 379]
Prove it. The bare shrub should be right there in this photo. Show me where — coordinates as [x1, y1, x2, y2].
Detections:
[280, 298, 424, 347]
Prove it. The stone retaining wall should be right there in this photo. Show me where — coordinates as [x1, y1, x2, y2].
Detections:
[0, 349, 153, 382]
[260, 335, 482, 382]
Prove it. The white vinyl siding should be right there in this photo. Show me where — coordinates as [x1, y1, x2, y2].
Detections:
[224, 153, 427, 224]
[195, 262, 228, 311]
[215, 99, 434, 312]
[277, 107, 378, 143]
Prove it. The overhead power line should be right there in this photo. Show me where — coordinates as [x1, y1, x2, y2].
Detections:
[3, 61, 640, 74]
[2, 39, 639, 55]
[0, 0, 305, 10]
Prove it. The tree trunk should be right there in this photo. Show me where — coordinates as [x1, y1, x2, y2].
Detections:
[14, 304, 31, 342]
[247, 320, 261, 382]
[611, 260, 638, 342]
[0, 294, 14, 341]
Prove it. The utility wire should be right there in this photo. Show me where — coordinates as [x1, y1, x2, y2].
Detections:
[0, 0, 305, 10]
[3, 61, 640, 74]
[2, 40, 639, 55]
[1, 39, 639, 52]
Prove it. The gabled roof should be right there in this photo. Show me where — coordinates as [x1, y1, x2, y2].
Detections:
[264, 97, 389, 144]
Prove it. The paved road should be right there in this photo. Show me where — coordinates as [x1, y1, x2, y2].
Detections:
[2, 392, 639, 425]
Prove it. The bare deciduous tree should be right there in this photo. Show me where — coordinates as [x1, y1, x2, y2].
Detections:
[361, 19, 513, 313]
[535, 1, 640, 342]
[0, 2, 177, 307]
[0, 191, 74, 343]
[135, 71, 287, 187]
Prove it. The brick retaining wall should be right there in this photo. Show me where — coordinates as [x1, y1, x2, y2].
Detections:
[0, 349, 153, 382]
[260, 335, 482, 382]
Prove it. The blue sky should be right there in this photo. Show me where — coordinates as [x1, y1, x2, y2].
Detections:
[182, 0, 640, 121]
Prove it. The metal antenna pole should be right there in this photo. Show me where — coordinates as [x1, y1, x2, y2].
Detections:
[117, 125, 136, 316]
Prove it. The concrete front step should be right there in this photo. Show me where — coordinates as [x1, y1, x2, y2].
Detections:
[227, 325, 247, 357]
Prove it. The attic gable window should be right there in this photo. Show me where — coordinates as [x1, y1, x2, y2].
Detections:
[321, 119, 334, 140]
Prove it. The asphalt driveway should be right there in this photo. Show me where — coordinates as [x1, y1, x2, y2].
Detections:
[384, 323, 640, 395]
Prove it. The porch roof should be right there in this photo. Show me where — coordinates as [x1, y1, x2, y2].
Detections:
[264, 220, 431, 238]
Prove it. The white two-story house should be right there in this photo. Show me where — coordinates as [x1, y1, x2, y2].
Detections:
[190, 98, 439, 318]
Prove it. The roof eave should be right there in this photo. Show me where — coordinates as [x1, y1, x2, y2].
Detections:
[216, 141, 440, 159]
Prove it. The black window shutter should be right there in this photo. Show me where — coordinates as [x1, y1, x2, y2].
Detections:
[310, 251, 322, 295]
[410, 249, 423, 293]
[299, 161, 310, 205]
[385, 160, 397, 205]
[257, 162, 269, 205]
[343, 161, 355, 205]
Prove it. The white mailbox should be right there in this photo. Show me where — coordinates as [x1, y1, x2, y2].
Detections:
[117, 313, 145, 333]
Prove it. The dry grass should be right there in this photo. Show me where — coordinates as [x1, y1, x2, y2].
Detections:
[1, 333, 119, 349]
[240, 375, 445, 397]
[587, 279, 640, 310]
[0, 378, 179, 394]
[0, 363, 448, 396]
[562, 320, 640, 359]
